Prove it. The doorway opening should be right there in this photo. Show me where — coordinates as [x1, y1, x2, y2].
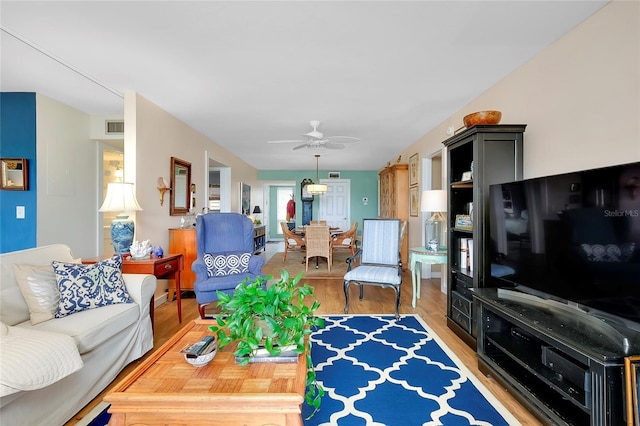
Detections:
[99, 144, 123, 256]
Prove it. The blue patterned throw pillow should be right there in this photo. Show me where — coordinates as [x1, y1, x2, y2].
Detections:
[52, 255, 132, 318]
[202, 252, 251, 277]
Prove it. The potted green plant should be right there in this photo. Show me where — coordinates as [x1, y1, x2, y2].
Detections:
[209, 270, 325, 417]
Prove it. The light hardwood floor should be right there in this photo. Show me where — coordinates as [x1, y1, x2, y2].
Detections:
[66, 242, 542, 425]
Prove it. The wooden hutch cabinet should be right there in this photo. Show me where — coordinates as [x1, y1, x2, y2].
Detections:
[443, 124, 525, 348]
[379, 163, 409, 268]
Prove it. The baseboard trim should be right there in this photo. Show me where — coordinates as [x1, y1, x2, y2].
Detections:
[154, 293, 168, 307]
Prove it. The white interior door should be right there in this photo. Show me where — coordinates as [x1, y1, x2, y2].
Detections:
[319, 179, 350, 230]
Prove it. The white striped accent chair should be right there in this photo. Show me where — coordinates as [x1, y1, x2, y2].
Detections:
[343, 219, 406, 319]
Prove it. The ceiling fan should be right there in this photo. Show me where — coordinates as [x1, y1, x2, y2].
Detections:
[267, 120, 360, 150]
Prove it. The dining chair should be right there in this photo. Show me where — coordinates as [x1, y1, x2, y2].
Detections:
[280, 221, 306, 262]
[304, 225, 332, 272]
[310, 220, 327, 225]
[332, 221, 358, 256]
[343, 218, 405, 319]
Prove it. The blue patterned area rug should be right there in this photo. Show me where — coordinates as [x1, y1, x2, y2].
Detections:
[83, 315, 519, 426]
[302, 314, 520, 425]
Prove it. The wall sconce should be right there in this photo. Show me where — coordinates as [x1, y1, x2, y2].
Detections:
[157, 177, 171, 206]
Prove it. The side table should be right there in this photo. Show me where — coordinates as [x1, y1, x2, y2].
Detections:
[409, 247, 447, 308]
[81, 253, 184, 324]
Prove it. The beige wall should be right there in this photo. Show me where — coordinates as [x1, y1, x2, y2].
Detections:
[36, 94, 97, 257]
[400, 0, 640, 251]
[124, 93, 260, 301]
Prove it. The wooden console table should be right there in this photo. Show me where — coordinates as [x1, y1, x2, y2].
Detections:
[82, 253, 184, 324]
[105, 320, 306, 425]
[254, 225, 266, 253]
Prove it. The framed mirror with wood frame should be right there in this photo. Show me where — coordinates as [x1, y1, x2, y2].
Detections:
[170, 157, 191, 216]
[1, 158, 28, 190]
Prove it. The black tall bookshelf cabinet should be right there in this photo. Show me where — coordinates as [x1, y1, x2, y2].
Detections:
[443, 124, 526, 348]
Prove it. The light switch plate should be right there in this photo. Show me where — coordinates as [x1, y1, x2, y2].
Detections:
[16, 206, 25, 219]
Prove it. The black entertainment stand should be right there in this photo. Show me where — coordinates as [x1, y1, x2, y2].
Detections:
[474, 288, 640, 425]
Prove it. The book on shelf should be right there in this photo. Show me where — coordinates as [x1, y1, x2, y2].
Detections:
[460, 238, 469, 270]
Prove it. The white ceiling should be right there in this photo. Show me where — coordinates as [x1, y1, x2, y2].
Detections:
[1, 1, 608, 171]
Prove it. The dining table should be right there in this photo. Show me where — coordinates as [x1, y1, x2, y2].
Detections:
[293, 226, 343, 236]
[293, 226, 343, 267]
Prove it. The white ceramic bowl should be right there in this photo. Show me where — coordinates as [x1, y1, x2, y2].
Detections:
[184, 347, 217, 367]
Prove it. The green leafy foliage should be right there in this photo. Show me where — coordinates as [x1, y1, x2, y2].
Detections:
[209, 270, 325, 418]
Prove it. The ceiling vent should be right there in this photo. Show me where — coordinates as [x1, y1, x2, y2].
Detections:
[105, 120, 124, 135]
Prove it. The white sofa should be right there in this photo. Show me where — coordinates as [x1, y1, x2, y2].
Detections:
[0, 244, 156, 426]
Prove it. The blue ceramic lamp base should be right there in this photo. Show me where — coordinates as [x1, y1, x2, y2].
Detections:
[111, 216, 134, 255]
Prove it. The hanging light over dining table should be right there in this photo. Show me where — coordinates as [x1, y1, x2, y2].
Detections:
[306, 154, 328, 195]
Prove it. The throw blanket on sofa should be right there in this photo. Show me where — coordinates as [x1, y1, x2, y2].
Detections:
[0, 321, 83, 397]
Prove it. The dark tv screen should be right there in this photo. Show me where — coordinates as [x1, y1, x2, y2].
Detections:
[488, 161, 640, 325]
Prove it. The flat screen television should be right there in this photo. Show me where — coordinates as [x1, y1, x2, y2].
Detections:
[487, 161, 640, 328]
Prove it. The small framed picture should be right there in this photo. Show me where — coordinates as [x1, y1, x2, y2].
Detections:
[409, 153, 419, 187]
[410, 186, 419, 217]
[1, 158, 28, 190]
[328, 171, 340, 179]
[455, 214, 473, 231]
[240, 182, 251, 215]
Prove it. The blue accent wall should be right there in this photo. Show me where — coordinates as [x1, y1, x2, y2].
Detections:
[0, 93, 37, 253]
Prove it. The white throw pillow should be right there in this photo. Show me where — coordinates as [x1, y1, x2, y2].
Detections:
[13, 264, 62, 325]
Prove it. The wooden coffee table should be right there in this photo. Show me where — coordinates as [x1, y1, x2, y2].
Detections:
[105, 319, 306, 426]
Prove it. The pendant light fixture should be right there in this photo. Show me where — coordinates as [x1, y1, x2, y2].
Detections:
[306, 154, 328, 195]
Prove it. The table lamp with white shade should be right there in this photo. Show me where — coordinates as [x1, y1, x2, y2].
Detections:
[99, 182, 143, 255]
[421, 189, 447, 252]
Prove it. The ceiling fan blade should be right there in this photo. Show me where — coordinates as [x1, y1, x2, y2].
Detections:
[292, 143, 310, 150]
[325, 136, 360, 142]
[324, 143, 345, 150]
[267, 139, 307, 144]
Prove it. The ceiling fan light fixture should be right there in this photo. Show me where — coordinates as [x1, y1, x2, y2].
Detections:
[267, 120, 359, 151]
[308, 154, 328, 195]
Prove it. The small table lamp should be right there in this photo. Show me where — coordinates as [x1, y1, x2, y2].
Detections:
[421, 190, 447, 252]
[99, 182, 143, 255]
[251, 205, 262, 224]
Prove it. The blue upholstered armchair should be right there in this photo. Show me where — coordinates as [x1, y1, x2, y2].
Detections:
[192, 213, 265, 318]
